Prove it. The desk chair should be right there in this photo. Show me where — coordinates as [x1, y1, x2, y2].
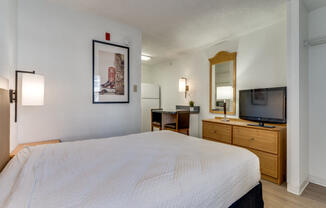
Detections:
[164, 111, 190, 135]
[151, 108, 162, 131]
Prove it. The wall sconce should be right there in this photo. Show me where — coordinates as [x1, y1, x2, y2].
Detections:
[179, 77, 189, 98]
[10, 70, 44, 122]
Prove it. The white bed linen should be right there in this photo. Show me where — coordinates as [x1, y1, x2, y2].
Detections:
[0, 131, 260, 208]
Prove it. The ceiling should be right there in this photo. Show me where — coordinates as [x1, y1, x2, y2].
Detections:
[303, 0, 326, 11]
[48, 0, 287, 64]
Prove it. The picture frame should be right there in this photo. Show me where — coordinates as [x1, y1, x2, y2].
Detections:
[92, 40, 129, 104]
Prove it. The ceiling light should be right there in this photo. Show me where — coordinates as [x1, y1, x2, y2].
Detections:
[141, 55, 151, 61]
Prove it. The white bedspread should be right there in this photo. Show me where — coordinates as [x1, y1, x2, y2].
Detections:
[0, 131, 260, 208]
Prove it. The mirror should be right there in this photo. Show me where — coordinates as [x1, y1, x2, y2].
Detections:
[209, 51, 236, 115]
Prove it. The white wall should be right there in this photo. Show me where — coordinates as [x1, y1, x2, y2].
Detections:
[286, 0, 310, 195]
[16, 0, 142, 143]
[141, 64, 154, 83]
[147, 20, 287, 137]
[0, 0, 16, 80]
[308, 6, 326, 187]
[0, 0, 17, 150]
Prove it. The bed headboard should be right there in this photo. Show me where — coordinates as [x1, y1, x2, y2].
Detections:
[0, 78, 10, 172]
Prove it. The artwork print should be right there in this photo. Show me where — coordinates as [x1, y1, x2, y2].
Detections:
[93, 40, 129, 103]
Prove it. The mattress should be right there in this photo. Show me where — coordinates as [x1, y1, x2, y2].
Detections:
[0, 131, 260, 208]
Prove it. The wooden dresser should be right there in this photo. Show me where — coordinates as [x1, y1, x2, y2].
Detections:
[202, 118, 286, 184]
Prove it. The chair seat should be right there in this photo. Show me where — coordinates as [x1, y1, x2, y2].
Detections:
[152, 121, 161, 126]
[164, 123, 176, 129]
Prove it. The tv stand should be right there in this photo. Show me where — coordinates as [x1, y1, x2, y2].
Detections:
[247, 121, 275, 128]
[202, 118, 287, 185]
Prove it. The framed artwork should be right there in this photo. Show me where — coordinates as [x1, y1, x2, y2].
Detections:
[92, 40, 129, 103]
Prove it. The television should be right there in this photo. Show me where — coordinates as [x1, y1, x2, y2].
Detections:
[239, 87, 286, 127]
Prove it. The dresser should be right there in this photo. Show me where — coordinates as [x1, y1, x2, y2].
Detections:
[202, 118, 286, 184]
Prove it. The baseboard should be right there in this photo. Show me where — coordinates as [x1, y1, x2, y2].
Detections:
[309, 175, 326, 187]
[287, 180, 309, 195]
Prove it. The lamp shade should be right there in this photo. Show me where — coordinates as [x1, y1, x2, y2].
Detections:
[216, 86, 233, 100]
[22, 74, 44, 106]
[179, 78, 186, 92]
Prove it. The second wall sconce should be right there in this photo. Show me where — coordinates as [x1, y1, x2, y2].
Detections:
[10, 70, 45, 122]
[179, 77, 189, 98]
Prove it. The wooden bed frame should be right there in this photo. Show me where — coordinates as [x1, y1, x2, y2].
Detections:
[0, 78, 10, 172]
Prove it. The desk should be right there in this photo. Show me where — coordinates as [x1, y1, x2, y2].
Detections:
[151, 109, 180, 130]
[152, 106, 200, 136]
[151, 106, 200, 115]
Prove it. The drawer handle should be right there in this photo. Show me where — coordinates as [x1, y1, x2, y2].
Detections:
[250, 138, 255, 141]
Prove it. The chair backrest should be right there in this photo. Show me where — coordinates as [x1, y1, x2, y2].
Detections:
[151, 108, 163, 123]
[177, 111, 190, 129]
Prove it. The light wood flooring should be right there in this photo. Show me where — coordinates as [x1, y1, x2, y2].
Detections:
[262, 180, 326, 208]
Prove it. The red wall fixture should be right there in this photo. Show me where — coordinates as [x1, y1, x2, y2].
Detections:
[106, 33, 110, 41]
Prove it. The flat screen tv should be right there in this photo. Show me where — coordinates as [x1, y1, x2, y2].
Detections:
[239, 87, 286, 127]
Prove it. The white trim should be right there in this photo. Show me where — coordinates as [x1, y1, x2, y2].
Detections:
[287, 180, 309, 195]
[309, 175, 326, 187]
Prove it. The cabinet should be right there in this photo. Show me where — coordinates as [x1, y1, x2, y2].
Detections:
[202, 119, 286, 184]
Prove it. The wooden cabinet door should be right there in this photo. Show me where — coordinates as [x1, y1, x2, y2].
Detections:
[203, 122, 232, 144]
[233, 126, 278, 154]
[250, 149, 278, 178]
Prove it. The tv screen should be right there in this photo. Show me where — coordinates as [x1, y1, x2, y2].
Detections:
[239, 87, 287, 124]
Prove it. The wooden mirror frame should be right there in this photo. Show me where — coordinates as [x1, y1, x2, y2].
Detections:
[209, 51, 237, 115]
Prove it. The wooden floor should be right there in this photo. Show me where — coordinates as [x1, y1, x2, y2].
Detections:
[262, 180, 326, 208]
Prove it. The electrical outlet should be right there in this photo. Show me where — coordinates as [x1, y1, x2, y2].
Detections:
[133, 85, 137, 92]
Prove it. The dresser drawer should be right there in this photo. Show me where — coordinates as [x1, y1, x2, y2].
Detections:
[250, 149, 278, 178]
[203, 122, 232, 144]
[233, 126, 278, 154]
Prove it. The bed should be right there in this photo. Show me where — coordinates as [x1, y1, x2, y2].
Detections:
[0, 84, 263, 208]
